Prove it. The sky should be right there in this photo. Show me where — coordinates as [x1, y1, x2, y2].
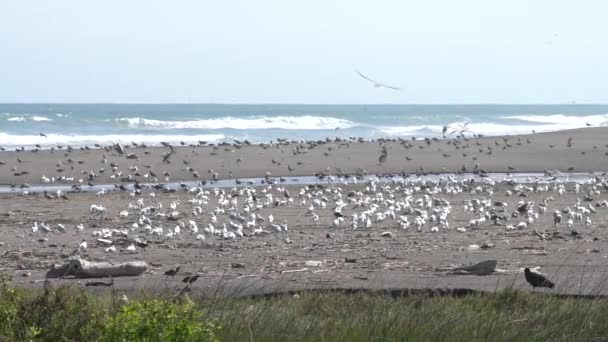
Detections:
[1, 1, 607, 104]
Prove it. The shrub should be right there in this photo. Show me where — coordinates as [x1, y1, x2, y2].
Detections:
[102, 298, 220, 342]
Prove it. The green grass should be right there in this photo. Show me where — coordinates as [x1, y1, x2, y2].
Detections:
[1, 280, 608, 341]
[207, 290, 608, 341]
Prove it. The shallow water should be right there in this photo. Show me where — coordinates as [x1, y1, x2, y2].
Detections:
[0, 172, 600, 194]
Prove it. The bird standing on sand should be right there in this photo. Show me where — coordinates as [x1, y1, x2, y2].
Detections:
[378, 145, 388, 164]
[164, 266, 180, 279]
[524, 268, 555, 289]
[182, 274, 199, 285]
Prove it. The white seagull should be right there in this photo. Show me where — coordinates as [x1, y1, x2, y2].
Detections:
[356, 70, 401, 91]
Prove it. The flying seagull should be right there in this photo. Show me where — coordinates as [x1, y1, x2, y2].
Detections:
[356, 70, 401, 90]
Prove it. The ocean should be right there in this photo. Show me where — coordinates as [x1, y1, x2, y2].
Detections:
[1, 103, 607, 148]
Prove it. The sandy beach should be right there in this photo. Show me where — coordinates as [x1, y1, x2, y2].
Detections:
[1, 127, 608, 296]
[1, 127, 608, 187]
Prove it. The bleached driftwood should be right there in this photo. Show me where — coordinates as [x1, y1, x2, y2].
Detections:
[46, 258, 149, 279]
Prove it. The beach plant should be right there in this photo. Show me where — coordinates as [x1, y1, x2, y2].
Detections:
[101, 297, 220, 342]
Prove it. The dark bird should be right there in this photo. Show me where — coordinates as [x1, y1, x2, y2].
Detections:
[40, 133, 47, 138]
[524, 268, 555, 289]
[182, 274, 199, 284]
[164, 267, 180, 279]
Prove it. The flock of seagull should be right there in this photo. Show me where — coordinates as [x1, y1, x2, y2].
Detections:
[24, 159, 608, 290]
[3, 127, 606, 291]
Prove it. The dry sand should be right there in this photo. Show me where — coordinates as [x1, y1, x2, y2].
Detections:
[1, 127, 608, 297]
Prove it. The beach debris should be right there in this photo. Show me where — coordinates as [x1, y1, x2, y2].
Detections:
[105, 246, 117, 253]
[85, 279, 114, 287]
[97, 238, 113, 245]
[449, 260, 498, 275]
[381, 231, 393, 238]
[305, 260, 323, 267]
[281, 268, 309, 274]
[466, 244, 481, 251]
[46, 257, 149, 279]
[481, 242, 495, 249]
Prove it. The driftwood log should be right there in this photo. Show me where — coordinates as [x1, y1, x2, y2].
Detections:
[46, 258, 149, 279]
[449, 260, 498, 275]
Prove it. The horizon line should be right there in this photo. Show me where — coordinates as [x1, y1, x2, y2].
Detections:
[0, 102, 606, 106]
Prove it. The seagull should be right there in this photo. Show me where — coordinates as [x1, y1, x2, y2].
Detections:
[356, 70, 401, 90]
[78, 240, 88, 251]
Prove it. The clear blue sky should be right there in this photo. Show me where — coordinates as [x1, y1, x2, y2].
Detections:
[1, 1, 606, 104]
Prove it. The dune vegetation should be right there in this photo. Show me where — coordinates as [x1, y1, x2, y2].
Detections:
[1, 279, 608, 341]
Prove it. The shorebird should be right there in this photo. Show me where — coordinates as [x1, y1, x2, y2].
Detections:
[182, 274, 199, 284]
[356, 70, 401, 90]
[164, 267, 180, 279]
[524, 268, 555, 290]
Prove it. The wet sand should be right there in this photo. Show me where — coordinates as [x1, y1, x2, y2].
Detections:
[1, 127, 608, 187]
[1, 127, 608, 296]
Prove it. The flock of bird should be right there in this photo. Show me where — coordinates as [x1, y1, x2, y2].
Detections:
[4, 128, 606, 291]
[23, 163, 608, 290]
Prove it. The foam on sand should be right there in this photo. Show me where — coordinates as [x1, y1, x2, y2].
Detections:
[0, 133, 225, 148]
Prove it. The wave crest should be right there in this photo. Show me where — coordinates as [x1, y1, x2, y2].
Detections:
[115, 115, 357, 130]
[7, 115, 52, 122]
[501, 114, 608, 125]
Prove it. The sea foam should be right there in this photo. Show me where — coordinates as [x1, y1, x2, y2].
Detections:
[115, 115, 357, 130]
[0, 133, 225, 148]
[6, 115, 52, 122]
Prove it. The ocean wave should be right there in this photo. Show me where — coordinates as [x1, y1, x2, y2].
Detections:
[379, 118, 608, 137]
[0, 133, 225, 148]
[114, 115, 358, 130]
[6, 115, 52, 122]
[501, 114, 608, 125]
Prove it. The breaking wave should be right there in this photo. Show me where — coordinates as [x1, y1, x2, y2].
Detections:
[115, 115, 358, 130]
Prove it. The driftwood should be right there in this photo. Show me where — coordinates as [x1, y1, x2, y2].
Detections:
[46, 258, 149, 279]
[449, 260, 498, 275]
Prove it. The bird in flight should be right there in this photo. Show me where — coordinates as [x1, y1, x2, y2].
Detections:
[356, 70, 401, 90]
